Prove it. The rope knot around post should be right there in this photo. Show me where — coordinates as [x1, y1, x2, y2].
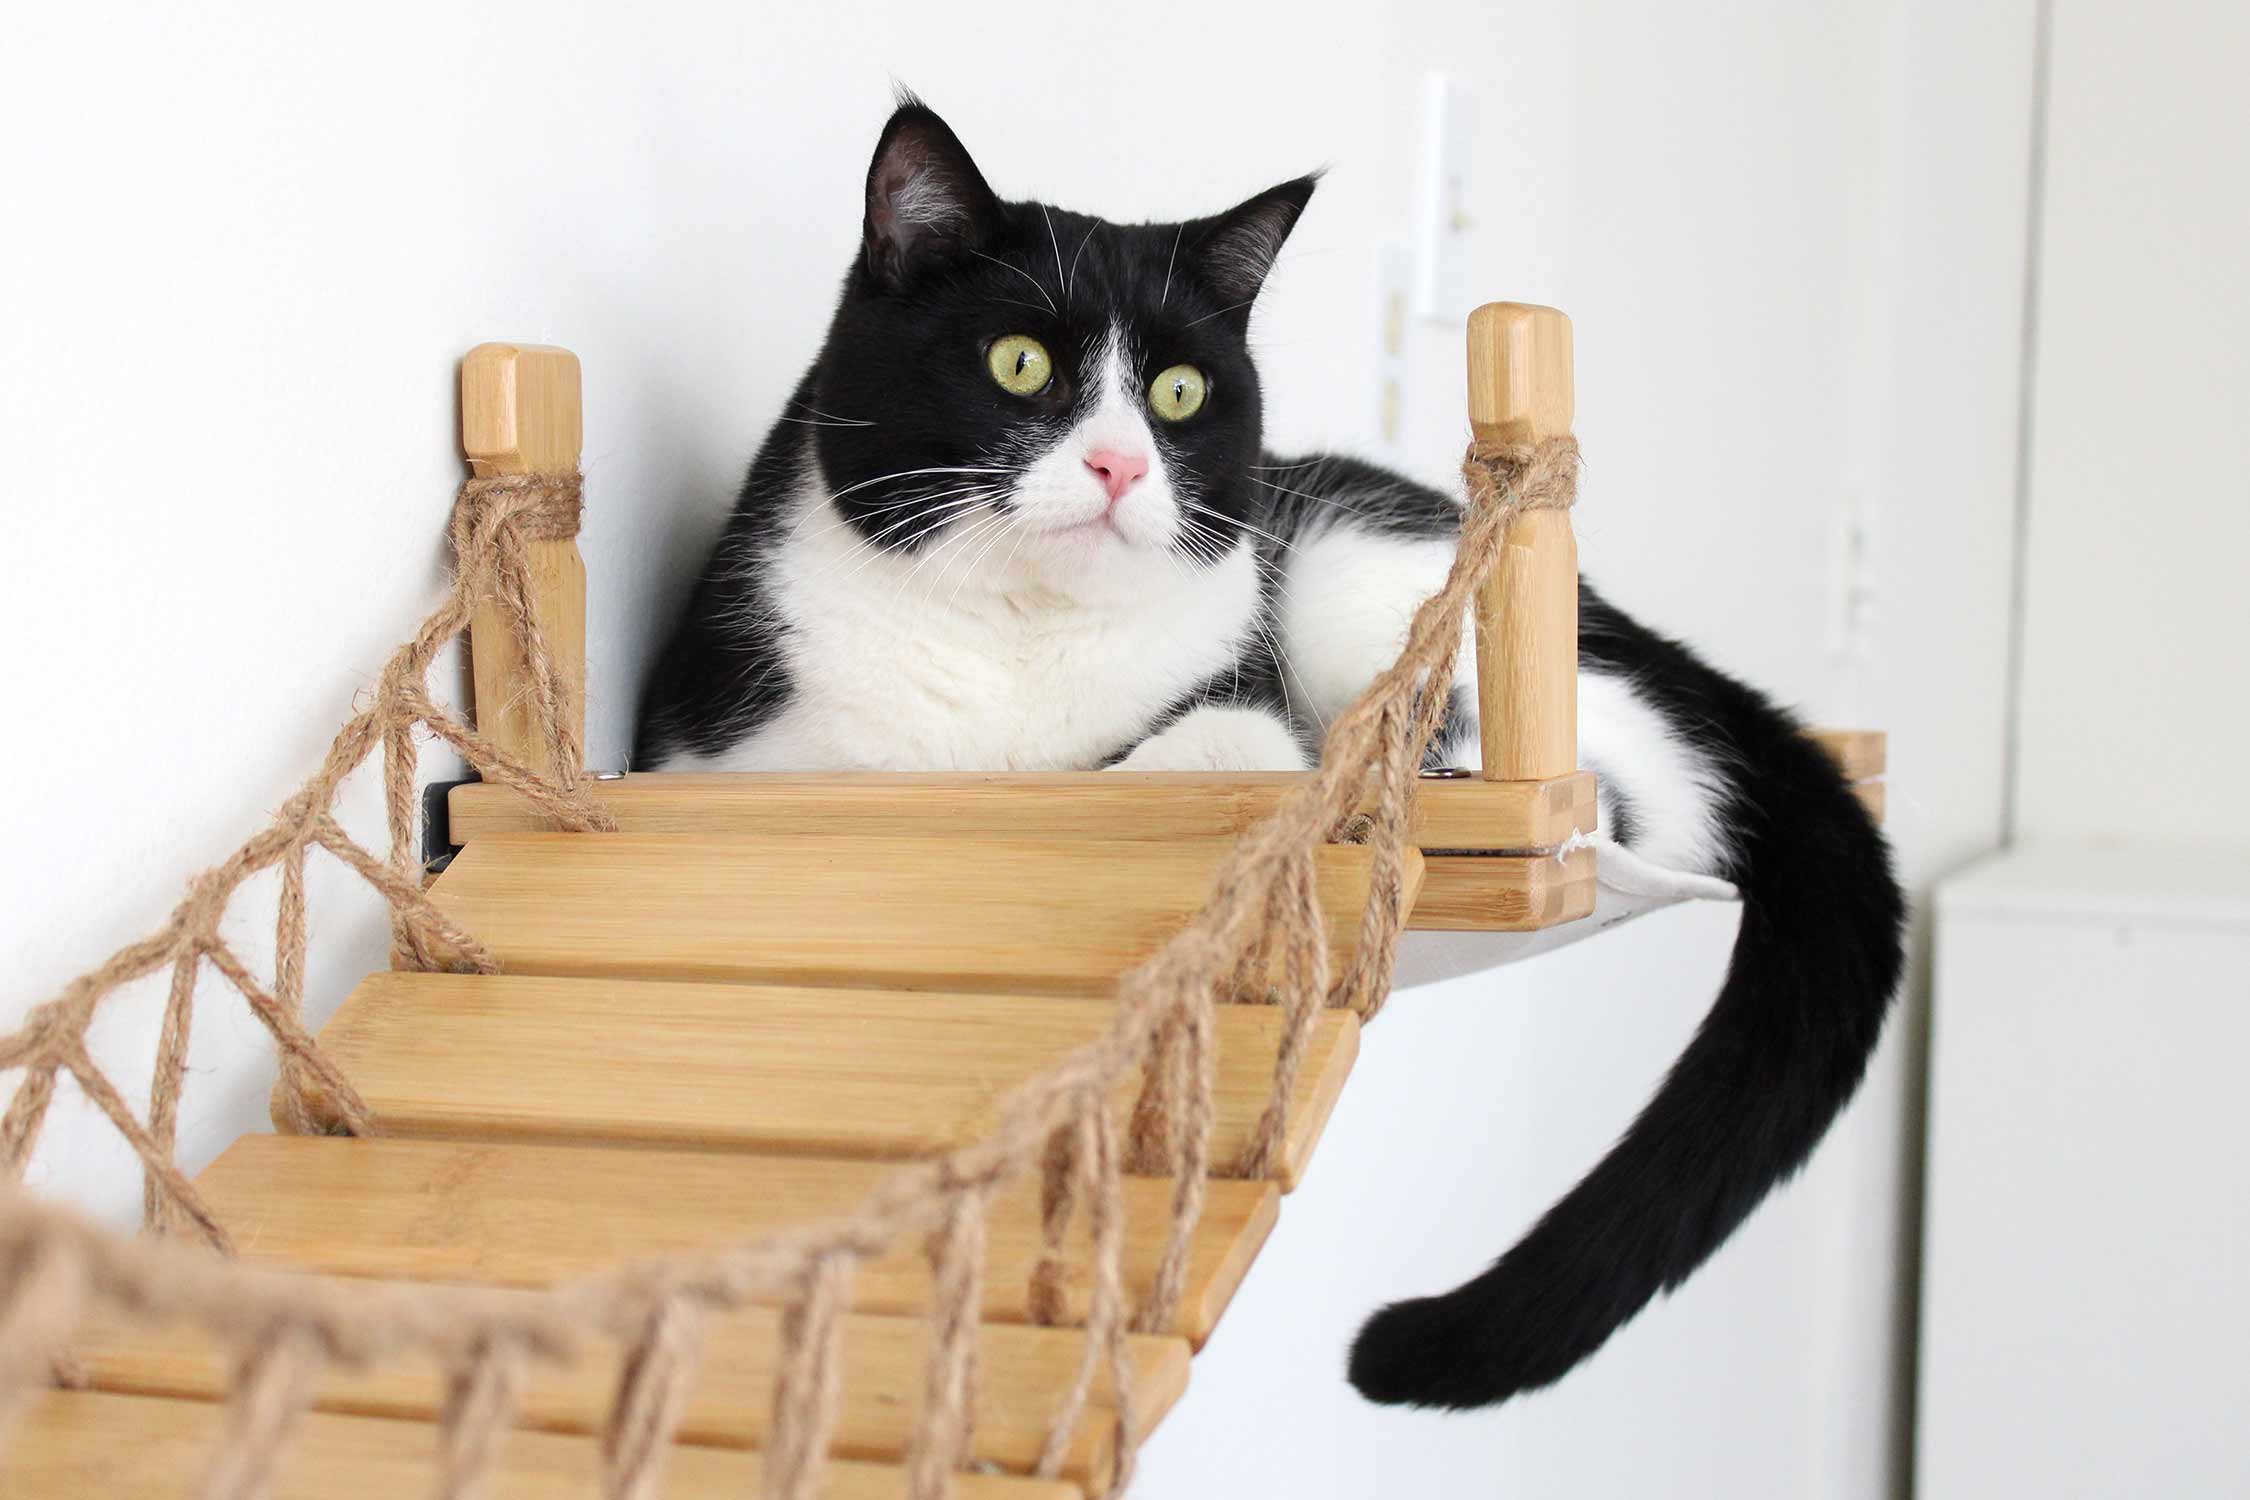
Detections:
[447, 469, 594, 795]
[1459, 435, 1581, 523]
[451, 471, 587, 545]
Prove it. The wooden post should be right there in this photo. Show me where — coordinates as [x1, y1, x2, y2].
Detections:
[1466, 303, 1578, 783]
[461, 342, 587, 778]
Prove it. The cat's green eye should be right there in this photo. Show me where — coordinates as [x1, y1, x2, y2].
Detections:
[1149, 364, 1208, 422]
[986, 334, 1053, 396]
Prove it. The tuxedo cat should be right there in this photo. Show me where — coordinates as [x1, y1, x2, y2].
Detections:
[638, 98, 1903, 1411]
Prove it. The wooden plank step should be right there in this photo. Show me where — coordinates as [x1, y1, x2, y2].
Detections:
[427, 834, 1418, 998]
[300, 972, 1357, 1192]
[450, 769, 1600, 852]
[0, 1391, 1077, 1499]
[197, 1135, 1275, 1348]
[69, 1286, 1185, 1489]
[1414, 845, 1598, 931]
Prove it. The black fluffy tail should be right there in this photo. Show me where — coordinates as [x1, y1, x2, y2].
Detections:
[1347, 648, 1904, 1409]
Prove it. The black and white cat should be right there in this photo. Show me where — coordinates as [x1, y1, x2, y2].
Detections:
[638, 99, 1903, 1411]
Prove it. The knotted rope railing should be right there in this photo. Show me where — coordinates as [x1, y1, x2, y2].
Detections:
[0, 437, 1575, 1500]
[2, 474, 613, 1251]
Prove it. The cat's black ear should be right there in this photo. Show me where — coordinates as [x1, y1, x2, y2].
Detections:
[1192, 174, 1320, 308]
[862, 97, 1004, 286]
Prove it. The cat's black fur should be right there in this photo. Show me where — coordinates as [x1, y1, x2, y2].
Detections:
[639, 95, 1904, 1412]
[1350, 572, 1906, 1406]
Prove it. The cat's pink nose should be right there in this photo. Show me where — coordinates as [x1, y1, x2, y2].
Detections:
[1084, 448, 1150, 504]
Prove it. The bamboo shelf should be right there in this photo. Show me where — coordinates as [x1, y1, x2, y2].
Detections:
[17, 304, 1886, 1496]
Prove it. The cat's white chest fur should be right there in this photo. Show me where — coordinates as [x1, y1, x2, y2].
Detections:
[668, 476, 1265, 772]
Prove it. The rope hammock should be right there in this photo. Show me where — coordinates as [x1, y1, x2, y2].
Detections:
[0, 437, 1577, 1500]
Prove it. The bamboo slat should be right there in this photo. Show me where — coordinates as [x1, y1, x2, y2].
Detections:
[195, 1135, 1276, 1349]
[1414, 846, 1598, 931]
[69, 1288, 1185, 1489]
[448, 769, 1600, 853]
[293, 972, 1356, 1192]
[0, 1391, 1078, 1499]
[426, 834, 1417, 997]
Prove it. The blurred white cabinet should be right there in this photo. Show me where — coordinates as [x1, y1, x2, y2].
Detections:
[1918, 845, 2250, 1497]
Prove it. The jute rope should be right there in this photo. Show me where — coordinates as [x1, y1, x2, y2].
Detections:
[1, 472, 612, 1241]
[437, 1335, 528, 1500]
[603, 1292, 706, 1500]
[0, 438, 1574, 1498]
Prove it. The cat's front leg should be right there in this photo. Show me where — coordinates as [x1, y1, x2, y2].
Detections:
[1110, 706, 1311, 772]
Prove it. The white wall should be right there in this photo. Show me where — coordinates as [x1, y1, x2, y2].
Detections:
[2012, 0, 2250, 847]
[2, 4, 2039, 1497]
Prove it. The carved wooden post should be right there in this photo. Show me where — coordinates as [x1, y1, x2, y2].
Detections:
[1466, 302, 1578, 785]
[460, 342, 587, 778]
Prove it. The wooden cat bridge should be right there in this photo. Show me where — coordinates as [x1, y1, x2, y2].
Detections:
[0, 302, 1884, 1498]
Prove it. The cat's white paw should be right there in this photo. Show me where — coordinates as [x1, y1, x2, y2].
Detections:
[1110, 707, 1310, 772]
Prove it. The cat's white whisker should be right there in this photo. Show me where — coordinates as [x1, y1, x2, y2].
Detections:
[995, 506, 1038, 579]
[908, 506, 1012, 604]
[1178, 497, 1297, 554]
[843, 496, 992, 550]
[1247, 474, 1387, 522]
[1169, 511, 1326, 728]
[1039, 204, 1067, 303]
[1065, 225, 1098, 305]
[968, 248, 1056, 315]
[793, 493, 1006, 594]
[826, 464, 1008, 502]
[1183, 298, 1256, 328]
[840, 496, 1003, 576]
[947, 508, 1023, 606]
[788, 487, 994, 546]
[787, 399, 877, 427]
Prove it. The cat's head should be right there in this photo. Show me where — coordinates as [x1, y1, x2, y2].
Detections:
[802, 96, 1314, 599]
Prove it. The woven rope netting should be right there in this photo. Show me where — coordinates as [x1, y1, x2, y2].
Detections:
[0, 438, 1576, 1499]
